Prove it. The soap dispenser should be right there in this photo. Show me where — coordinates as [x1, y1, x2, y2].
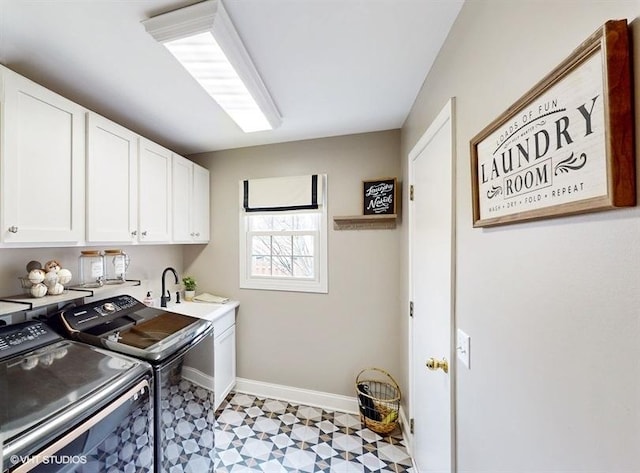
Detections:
[143, 291, 154, 307]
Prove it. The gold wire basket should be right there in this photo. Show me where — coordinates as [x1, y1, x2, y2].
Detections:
[355, 367, 401, 435]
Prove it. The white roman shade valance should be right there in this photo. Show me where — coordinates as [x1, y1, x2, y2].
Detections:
[242, 174, 323, 212]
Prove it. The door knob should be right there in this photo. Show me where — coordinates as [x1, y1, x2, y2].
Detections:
[426, 357, 448, 373]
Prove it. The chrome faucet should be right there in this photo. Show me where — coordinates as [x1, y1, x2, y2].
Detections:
[161, 267, 179, 308]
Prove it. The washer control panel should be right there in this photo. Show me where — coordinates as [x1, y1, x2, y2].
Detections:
[61, 295, 146, 331]
[0, 321, 61, 359]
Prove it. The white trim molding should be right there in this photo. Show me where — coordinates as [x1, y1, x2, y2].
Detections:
[235, 377, 359, 414]
[182, 366, 215, 391]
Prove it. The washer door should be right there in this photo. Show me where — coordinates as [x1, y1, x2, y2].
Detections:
[8, 378, 153, 473]
[1, 341, 151, 471]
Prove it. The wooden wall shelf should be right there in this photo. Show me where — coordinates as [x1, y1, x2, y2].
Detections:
[333, 214, 397, 230]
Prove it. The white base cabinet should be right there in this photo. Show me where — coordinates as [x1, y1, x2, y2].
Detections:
[173, 302, 239, 411]
[214, 309, 237, 410]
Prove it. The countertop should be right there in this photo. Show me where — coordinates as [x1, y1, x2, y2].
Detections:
[160, 299, 239, 322]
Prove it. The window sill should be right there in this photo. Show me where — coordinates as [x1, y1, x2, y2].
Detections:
[240, 278, 327, 294]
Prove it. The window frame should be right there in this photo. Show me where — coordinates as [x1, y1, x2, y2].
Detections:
[239, 185, 328, 294]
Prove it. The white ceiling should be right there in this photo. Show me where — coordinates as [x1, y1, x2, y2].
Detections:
[0, 0, 463, 155]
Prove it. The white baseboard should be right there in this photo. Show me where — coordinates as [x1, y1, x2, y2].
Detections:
[182, 372, 359, 414]
[235, 377, 360, 414]
[183, 367, 238, 411]
[183, 366, 214, 390]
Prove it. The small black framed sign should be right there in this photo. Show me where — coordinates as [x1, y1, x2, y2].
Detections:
[363, 178, 397, 215]
[470, 19, 635, 227]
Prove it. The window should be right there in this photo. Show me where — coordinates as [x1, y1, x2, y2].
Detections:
[239, 175, 327, 293]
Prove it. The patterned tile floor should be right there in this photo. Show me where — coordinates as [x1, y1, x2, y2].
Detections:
[213, 390, 414, 473]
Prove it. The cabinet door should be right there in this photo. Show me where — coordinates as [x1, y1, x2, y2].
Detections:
[171, 154, 193, 243]
[86, 113, 138, 242]
[138, 138, 171, 243]
[192, 164, 210, 242]
[2, 71, 85, 243]
[214, 324, 236, 410]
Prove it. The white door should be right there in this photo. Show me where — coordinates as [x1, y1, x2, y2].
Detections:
[86, 113, 138, 242]
[214, 324, 236, 409]
[192, 164, 210, 242]
[2, 71, 85, 243]
[409, 99, 455, 472]
[171, 154, 193, 243]
[138, 138, 172, 242]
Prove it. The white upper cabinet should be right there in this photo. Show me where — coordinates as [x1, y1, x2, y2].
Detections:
[138, 138, 172, 243]
[171, 154, 192, 243]
[192, 164, 210, 242]
[0, 66, 209, 247]
[1, 68, 85, 243]
[86, 113, 138, 243]
[172, 154, 210, 243]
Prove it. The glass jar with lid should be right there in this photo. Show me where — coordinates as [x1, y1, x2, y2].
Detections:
[104, 249, 129, 284]
[78, 250, 104, 288]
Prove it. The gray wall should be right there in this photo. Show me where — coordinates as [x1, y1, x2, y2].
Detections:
[401, 0, 640, 470]
[185, 130, 402, 397]
[0, 245, 183, 301]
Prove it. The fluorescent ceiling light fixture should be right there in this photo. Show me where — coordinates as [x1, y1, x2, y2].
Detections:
[143, 0, 281, 133]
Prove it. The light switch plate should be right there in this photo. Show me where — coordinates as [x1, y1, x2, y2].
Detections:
[456, 329, 470, 369]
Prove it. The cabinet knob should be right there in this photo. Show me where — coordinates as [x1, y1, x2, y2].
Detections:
[141, 230, 148, 237]
[195, 232, 200, 237]
[8, 226, 18, 233]
[131, 230, 138, 237]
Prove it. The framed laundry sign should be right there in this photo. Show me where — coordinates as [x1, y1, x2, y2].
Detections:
[363, 178, 397, 215]
[470, 19, 635, 227]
